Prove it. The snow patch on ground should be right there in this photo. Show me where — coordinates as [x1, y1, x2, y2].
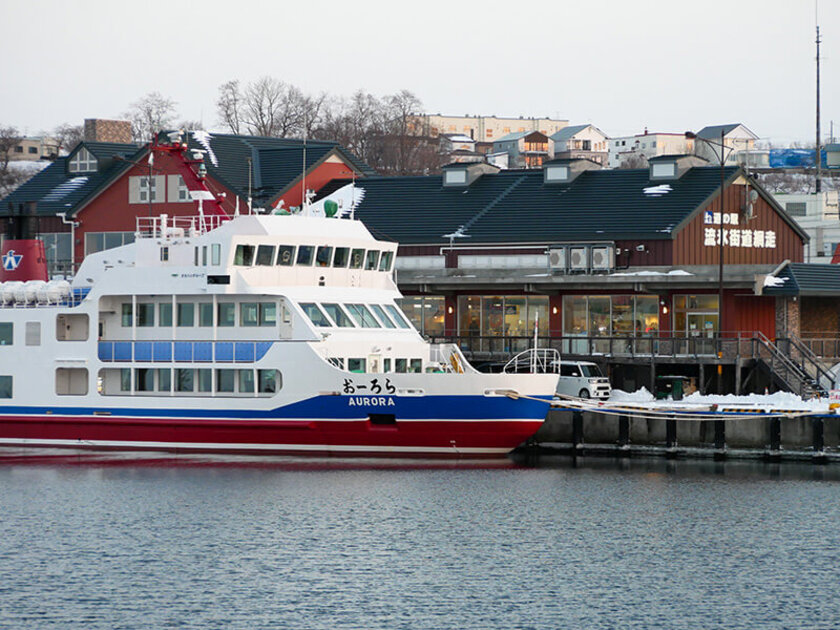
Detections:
[610, 387, 829, 412]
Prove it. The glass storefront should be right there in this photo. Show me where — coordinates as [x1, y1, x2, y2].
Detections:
[396, 296, 445, 336]
[456, 295, 549, 338]
[562, 294, 659, 354]
[673, 294, 719, 337]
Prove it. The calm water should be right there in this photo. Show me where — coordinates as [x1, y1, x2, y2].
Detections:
[1, 452, 840, 629]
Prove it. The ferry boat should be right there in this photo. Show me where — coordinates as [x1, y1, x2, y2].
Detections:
[0, 158, 557, 458]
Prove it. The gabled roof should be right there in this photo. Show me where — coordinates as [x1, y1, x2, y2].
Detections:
[550, 124, 604, 141]
[352, 165, 757, 245]
[1, 141, 142, 216]
[762, 262, 840, 296]
[494, 131, 530, 143]
[181, 132, 375, 207]
[697, 123, 758, 140]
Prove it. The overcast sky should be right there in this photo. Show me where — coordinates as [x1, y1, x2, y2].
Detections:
[2, 0, 837, 145]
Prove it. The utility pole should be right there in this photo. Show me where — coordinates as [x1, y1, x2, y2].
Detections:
[816, 23, 822, 193]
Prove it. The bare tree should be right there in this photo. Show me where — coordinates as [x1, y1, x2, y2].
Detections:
[0, 126, 24, 197]
[216, 80, 243, 134]
[125, 92, 178, 142]
[53, 123, 84, 154]
[618, 153, 649, 169]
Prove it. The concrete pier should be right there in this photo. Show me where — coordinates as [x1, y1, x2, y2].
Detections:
[525, 408, 840, 463]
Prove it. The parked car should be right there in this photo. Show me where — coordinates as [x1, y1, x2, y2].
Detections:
[553, 360, 611, 399]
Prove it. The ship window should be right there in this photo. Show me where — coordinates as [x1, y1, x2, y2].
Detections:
[259, 369, 280, 393]
[384, 305, 411, 329]
[176, 368, 194, 392]
[194, 247, 199, 266]
[0, 375, 12, 398]
[410, 359, 422, 373]
[217, 303, 235, 327]
[198, 303, 213, 327]
[395, 359, 407, 373]
[0, 323, 12, 345]
[159, 303, 173, 327]
[160, 246, 169, 262]
[256, 245, 275, 266]
[349, 248, 365, 269]
[135, 368, 154, 392]
[239, 369, 255, 393]
[348, 358, 366, 373]
[177, 303, 194, 327]
[379, 251, 393, 271]
[136, 303, 155, 327]
[197, 368, 212, 392]
[296, 245, 314, 266]
[365, 250, 380, 270]
[216, 369, 235, 392]
[369, 304, 396, 328]
[121, 304, 132, 327]
[300, 302, 331, 327]
[316, 246, 333, 267]
[276, 245, 295, 266]
[333, 247, 349, 268]
[328, 357, 345, 370]
[260, 303, 277, 326]
[321, 303, 354, 328]
[211, 244, 221, 266]
[383, 358, 391, 373]
[241, 303, 259, 327]
[157, 368, 171, 392]
[120, 368, 131, 392]
[202, 246, 208, 266]
[234, 244, 255, 266]
[345, 304, 380, 328]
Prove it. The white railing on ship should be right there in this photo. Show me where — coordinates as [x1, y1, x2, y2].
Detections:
[136, 214, 230, 239]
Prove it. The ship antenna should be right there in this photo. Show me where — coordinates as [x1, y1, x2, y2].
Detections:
[301, 127, 308, 216]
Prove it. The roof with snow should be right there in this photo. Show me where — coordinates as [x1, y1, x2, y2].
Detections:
[1, 141, 141, 215]
[179, 132, 375, 207]
[343, 165, 763, 245]
[762, 262, 840, 296]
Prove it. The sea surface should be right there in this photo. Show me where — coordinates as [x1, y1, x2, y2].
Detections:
[1, 451, 839, 629]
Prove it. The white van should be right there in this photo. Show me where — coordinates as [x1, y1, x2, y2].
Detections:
[554, 361, 611, 399]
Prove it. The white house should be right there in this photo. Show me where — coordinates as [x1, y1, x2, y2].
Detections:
[549, 124, 609, 166]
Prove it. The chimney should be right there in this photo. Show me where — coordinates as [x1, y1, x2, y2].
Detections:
[84, 119, 132, 144]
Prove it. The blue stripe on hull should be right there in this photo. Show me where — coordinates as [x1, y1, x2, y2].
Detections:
[0, 394, 553, 421]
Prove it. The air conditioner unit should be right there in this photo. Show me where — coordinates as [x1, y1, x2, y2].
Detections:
[591, 245, 614, 271]
[548, 247, 566, 271]
[569, 246, 588, 272]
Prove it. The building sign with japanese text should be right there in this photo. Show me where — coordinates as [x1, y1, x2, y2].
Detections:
[703, 210, 776, 249]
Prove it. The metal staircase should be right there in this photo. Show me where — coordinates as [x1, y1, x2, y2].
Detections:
[754, 332, 831, 399]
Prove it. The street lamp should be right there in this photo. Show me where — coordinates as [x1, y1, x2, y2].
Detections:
[684, 130, 736, 337]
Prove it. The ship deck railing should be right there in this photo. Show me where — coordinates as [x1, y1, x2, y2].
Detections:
[135, 214, 230, 239]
